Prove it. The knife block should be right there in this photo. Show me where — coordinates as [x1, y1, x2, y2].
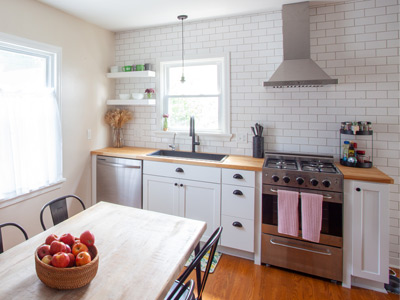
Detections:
[253, 136, 264, 158]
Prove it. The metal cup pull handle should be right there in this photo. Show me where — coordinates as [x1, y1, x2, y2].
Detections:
[175, 167, 184, 173]
[232, 221, 243, 228]
[233, 174, 243, 179]
[233, 190, 243, 196]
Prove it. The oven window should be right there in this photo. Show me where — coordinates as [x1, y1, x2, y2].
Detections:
[262, 194, 342, 237]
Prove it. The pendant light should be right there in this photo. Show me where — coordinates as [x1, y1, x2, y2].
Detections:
[177, 15, 187, 83]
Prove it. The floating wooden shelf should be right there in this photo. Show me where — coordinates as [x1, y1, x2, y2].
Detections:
[106, 99, 156, 106]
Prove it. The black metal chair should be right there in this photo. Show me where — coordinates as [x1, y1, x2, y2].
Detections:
[40, 195, 86, 230]
[0, 223, 28, 254]
[166, 227, 223, 300]
[165, 279, 195, 300]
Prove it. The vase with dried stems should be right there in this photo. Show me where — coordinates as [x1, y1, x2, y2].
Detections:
[104, 108, 133, 148]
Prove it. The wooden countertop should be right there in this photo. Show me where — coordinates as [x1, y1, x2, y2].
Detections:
[336, 164, 394, 184]
[91, 147, 265, 171]
[91, 147, 394, 183]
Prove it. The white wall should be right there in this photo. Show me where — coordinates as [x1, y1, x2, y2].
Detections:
[113, 0, 399, 267]
[0, 0, 114, 248]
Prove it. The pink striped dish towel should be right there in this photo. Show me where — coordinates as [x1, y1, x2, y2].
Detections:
[301, 192, 323, 243]
[277, 190, 299, 237]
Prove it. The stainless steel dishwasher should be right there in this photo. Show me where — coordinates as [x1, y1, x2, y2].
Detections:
[96, 155, 142, 208]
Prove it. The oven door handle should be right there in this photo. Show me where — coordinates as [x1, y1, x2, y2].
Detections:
[270, 238, 332, 256]
[269, 188, 332, 199]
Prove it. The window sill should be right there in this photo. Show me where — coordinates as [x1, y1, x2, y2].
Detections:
[0, 178, 66, 209]
[154, 131, 232, 142]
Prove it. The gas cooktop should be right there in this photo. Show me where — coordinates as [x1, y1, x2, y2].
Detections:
[262, 151, 343, 192]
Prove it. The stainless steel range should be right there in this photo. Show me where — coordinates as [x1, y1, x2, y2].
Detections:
[261, 151, 344, 282]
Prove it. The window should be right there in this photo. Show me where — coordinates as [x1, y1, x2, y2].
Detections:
[160, 55, 230, 134]
[0, 33, 62, 203]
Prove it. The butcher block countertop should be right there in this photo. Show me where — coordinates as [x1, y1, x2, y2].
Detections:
[91, 147, 265, 171]
[91, 147, 393, 183]
[336, 164, 394, 184]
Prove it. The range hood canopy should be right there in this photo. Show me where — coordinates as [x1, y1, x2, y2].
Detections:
[264, 1, 338, 88]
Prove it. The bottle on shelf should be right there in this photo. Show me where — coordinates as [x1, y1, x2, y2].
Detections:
[342, 141, 350, 161]
[348, 142, 356, 158]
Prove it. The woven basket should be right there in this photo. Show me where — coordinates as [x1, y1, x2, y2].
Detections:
[35, 244, 99, 289]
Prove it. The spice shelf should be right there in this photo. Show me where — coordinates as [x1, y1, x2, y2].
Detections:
[340, 130, 373, 168]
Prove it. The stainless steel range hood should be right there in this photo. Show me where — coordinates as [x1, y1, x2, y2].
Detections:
[263, 1, 338, 88]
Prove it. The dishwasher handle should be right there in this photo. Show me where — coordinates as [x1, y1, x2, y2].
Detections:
[97, 160, 141, 169]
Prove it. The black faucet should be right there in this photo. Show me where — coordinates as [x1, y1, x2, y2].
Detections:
[189, 116, 200, 152]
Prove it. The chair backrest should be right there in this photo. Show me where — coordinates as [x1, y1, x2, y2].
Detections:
[166, 279, 195, 300]
[0, 223, 28, 254]
[168, 227, 223, 300]
[40, 195, 86, 230]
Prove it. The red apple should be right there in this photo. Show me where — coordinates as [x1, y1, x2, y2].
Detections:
[51, 252, 70, 268]
[80, 230, 95, 247]
[50, 240, 66, 255]
[41, 255, 53, 265]
[45, 234, 59, 245]
[37, 244, 51, 259]
[72, 242, 89, 256]
[60, 233, 75, 247]
[65, 244, 71, 253]
[67, 253, 75, 267]
[75, 251, 91, 266]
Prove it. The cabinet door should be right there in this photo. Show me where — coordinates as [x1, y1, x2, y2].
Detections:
[351, 181, 389, 283]
[181, 179, 221, 242]
[143, 175, 179, 216]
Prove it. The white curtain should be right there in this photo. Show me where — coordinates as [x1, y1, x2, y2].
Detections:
[0, 88, 62, 200]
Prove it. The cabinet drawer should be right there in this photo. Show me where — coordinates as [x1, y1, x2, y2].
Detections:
[221, 215, 254, 252]
[221, 185, 254, 220]
[222, 169, 255, 187]
[143, 161, 221, 183]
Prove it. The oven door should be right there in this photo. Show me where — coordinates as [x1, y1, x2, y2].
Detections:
[262, 184, 342, 248]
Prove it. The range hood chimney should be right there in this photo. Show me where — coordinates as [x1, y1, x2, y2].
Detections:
[263, 1, 338, 88]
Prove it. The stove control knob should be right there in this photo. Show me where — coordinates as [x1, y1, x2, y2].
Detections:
[272, 175, 279, 182]
[310, 178, 319, 186]
[283, 176, 290, 183]
[322, 180, 331, 188]
[296, 177, 304, 185]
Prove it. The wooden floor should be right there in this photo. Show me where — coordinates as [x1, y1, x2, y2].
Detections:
[187, 254, 399, 300]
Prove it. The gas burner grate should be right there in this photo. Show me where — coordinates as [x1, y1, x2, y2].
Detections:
[300, 162, 338, 173]
[266, 159, 298, 170]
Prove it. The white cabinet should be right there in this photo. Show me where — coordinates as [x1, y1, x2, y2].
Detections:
[143, 161, 221, 242]
[143, 175, 180, 216]
[220, 169, 255, 252]
[343, 180, 389, 290]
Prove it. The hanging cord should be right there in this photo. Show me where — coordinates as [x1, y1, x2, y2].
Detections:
[177, 15, 187, 83]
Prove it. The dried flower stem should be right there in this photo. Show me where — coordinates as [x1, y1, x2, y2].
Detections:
[105, 109, 133, 128]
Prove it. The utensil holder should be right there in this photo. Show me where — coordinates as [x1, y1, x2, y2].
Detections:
[253, 136, 264, 158]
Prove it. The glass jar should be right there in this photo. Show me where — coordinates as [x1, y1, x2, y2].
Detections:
[163, 117, 168, 131]
[112, 127, 124, 148]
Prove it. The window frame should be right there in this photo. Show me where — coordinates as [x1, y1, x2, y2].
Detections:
[159, 53, 230, 135]
[0, 32, 63, 208]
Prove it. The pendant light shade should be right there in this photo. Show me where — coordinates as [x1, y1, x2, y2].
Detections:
[177, 15, 187, 83]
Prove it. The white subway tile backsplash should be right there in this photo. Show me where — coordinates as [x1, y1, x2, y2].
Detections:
[114, 0, 399, 264]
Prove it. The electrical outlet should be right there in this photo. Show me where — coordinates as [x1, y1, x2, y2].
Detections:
[87, 129, 92, 140]
[237, 133, 247, 142]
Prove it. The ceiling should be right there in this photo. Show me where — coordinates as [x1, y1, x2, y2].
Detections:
[37, 0, 341, 32]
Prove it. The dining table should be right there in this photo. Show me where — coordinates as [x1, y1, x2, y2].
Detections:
[0, 201, 206, 300]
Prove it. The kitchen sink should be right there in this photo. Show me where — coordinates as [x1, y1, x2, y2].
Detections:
[147, 150, 228, 162]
